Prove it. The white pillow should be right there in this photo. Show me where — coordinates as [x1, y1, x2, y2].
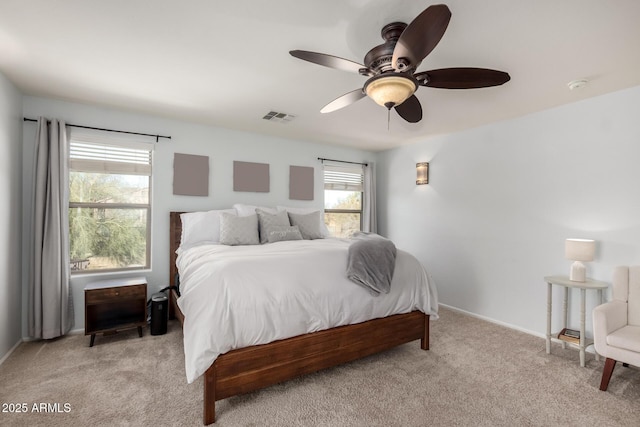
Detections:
[277, 206, 331, 237]
[233, 203, 278, 217]
[180, 209, 236, 248]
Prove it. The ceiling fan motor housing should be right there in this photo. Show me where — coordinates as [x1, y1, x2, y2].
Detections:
[363, 22, 413, 74]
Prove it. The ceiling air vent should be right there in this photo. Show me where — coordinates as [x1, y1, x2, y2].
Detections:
[262, 111, 296, 124]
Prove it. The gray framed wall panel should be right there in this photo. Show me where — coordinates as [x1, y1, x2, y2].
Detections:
[233, 161, 270, 192]
[173, 153, 209, 196]
[289, 165, 314, 200]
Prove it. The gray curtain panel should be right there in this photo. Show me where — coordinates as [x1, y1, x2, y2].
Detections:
[29, 117, 73, 339]
[363, 163, 377, 233]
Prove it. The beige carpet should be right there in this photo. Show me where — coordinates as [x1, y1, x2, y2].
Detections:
[1, 307, 638, 426]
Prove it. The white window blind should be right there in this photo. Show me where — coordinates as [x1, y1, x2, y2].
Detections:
[69, 131, 153, 176]
[323, 163, 364, 192]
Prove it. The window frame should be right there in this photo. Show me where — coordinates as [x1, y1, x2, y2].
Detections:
[68, 132, 153, 274]
[322, 162, 365, 237]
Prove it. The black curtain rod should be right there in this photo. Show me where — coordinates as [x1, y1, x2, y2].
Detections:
[23, 117, 171, 142]
[317, 157, 368, 167]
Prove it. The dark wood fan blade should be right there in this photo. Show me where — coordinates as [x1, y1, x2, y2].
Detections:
[320, 89, 366, 113]
[394, 94, 422, 123]
[392, 5, 451, 71]
[416, 68, 511, 89]
[290, 50, 366, 74]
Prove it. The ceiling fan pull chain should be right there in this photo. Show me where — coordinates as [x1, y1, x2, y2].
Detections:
[387, 108, 390, 131]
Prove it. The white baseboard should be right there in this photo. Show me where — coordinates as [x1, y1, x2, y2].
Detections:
[439, 303, 544, 338]
[0, 339, 23, 367]
[438, 303, 597, 355]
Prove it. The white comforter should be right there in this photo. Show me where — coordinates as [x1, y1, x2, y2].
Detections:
[176, 238, 438, 383]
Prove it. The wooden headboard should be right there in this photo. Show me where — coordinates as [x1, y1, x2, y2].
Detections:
[169, 212, 184, 287]
[169, 212, 185, 322]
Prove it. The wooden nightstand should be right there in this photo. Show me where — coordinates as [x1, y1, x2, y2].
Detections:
[84, 277, 148, 347]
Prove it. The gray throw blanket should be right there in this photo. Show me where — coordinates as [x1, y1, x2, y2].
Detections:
[346, 232, 397, 296]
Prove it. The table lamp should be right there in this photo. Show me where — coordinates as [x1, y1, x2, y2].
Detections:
[565, 238, 595, 282]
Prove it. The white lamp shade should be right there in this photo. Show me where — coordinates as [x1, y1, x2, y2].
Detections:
[565, 238, 595, 262]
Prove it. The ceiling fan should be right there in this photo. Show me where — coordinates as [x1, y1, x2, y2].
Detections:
[289, 4, 510, 124]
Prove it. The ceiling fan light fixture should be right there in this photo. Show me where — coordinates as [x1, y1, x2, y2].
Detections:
[364, 74, 417, 109]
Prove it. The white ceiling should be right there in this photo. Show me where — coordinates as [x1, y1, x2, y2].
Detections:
[1, 0, 639, 151]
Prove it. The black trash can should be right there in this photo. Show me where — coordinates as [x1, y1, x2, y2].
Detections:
[150, 292, 168, 336]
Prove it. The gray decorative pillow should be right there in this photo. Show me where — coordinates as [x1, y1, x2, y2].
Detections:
[267, 225, 303, 243]
[219, 212, 259, 245]
[256, 209, 290, 244]
[288, 211, 324, 240]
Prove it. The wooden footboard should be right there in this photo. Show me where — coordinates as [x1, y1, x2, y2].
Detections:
[169, 212, 430, 424]
[203, 311, 429, 424]
[171, 295, 428, 424]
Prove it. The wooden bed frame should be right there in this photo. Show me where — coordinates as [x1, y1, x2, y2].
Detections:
[169, 212, 430, 424]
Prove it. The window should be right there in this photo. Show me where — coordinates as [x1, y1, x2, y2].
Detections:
[68, 132, 153, 273]
[323, 163, 363, 238]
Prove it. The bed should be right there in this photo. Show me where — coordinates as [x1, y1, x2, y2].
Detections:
[168, 211, 437, 424]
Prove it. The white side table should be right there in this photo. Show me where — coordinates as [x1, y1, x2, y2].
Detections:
[544, 275, 608, 367]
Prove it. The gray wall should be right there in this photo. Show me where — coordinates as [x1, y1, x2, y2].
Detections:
[0, 72, 23, 361]
[377, 85, 640, 337]
[21, 96, 376, 334]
